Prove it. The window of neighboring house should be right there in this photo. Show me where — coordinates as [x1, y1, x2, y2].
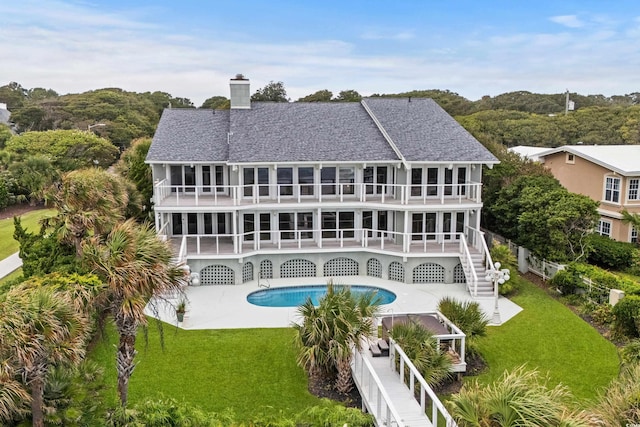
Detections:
[628, 178, 639, 201]
[631, 226, 638, 244]
[604, 176, 621, 203]
[598, 219, 612, 237]
[566, 153, 575, 164]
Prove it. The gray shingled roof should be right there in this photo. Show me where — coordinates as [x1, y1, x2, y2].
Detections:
[147, 98, 497, 165]
[146, 109, 229, 163]
[362, 97, 498, 163]
[228, 102, 398, 163]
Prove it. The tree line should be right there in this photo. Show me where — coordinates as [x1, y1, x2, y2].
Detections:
[3, 81, 640, 150]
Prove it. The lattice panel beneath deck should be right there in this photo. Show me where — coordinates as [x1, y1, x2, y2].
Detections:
[242, 262, 254, 283]
[259, 260, 273, 279]
[453, 263, 466, 283]
[324, 257, 359, 277]
[280, 259, 317, 278]
[200, 265, 235, 285]
[389, 261, 405, 283]
[412, 263, 445, 283]
[367, 258, 382, 278]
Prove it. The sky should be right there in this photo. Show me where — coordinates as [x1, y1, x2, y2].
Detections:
[1, 0, 639, 106]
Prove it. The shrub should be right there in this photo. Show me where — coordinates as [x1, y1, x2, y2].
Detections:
[619, 339, 640, 367]
[437, 297, 488, 357]
[588, 234, 637, 270]
[612, 295, 640, 339]
[549, 269, 581, 295]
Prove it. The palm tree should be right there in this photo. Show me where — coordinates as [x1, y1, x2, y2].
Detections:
[0, 284, 90, 427]
[390, 321, 453, 387]
[47, 168, 133, 256]
[448, 365, 594, 426]
[82, 219, 187, 406]
[293, 282, 381, 394]
[0, 363, 30, 425]
[437, 297, 489, 358]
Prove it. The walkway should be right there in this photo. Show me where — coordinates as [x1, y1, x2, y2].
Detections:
[0, 252, 22, 279]
[354, 350, 431, 426]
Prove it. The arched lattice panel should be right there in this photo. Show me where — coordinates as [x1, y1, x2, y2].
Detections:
[389, 261, 405, 283]
[280, 259, 317, 278]
[412, 263, 445, 283]
[367, 258, 382, 278]
[242, 262, 254, 283]
[259, 260, 273, 279]
[453, 263, 466, 283]
[200, 265, 235, 285]
[323, 257, 359, 277]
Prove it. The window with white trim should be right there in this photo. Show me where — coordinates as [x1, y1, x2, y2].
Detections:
[628, 178, 639, 201]
[604, 176, 620, 203]
[566, 153, 575, 164]
[631, 227, 638, 244]
[598, 219, 612, 237]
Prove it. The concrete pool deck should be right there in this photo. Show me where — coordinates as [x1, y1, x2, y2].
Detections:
[148, 276, 523, 330]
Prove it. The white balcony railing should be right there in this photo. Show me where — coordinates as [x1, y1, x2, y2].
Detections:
[153, 180, 482, 208]
[174, 229, 469, 257]
[351, 344, 406, 426]
[389, 339, 459, 426]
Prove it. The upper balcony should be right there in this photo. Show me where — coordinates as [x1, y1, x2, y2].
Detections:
[153, 180, 483, 210]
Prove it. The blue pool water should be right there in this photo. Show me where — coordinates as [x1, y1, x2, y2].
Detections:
[247, 285, 396, 307]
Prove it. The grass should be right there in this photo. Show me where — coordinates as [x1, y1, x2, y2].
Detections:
[0, 268, 22, 285]
[473, 278, 619, 404]
[0, 208, 56, 259]
[89, 323, 328, 421]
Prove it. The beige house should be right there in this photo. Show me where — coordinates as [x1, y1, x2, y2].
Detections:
[536, 145, 640, 243]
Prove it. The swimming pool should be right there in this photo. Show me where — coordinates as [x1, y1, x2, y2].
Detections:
[246, 285, 396, 307]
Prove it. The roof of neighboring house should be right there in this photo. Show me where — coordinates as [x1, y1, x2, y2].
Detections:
[148, 98, 498, 165]
[538, 145, 640, 175]
[508, 145, 550, 162]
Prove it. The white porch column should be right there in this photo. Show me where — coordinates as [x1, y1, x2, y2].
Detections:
[232, 211, 238, 254]
[317, 208, 322, 248]
[403, 210, 409, 252]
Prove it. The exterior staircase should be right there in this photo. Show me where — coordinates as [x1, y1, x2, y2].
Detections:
[469, 251, 494, 297]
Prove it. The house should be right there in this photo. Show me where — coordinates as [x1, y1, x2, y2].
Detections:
[508, 145, 549, 162]
[0, 103, 11, 127]
[146, 75, 499, 294]
[537, 145, 640, 243]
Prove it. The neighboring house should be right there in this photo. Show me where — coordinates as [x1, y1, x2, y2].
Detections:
[0, 102, 11, 127]
[146, 75, 499, 295]
[508, 145, 550, 162]
[537, 145, 640, 243]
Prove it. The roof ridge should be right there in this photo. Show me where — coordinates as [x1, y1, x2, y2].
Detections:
[360, 99, 407, 168]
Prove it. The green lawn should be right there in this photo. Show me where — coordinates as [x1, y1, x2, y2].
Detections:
[89, 324, 328, 421]
[0, 208, 56, 259]
[473, 279, 619, 404]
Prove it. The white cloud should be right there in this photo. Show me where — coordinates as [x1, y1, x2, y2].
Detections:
[549, 15, 585, 28]
[359, 30, 415, 41]
[0, 1, 639, 106]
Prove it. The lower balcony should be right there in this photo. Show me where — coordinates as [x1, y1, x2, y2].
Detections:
[165, 229, 482, 261]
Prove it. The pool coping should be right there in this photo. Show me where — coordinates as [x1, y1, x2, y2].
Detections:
[147, 276, 523, 330]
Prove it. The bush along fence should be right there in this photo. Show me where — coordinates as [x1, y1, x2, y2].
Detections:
[484, 229, 639, 305]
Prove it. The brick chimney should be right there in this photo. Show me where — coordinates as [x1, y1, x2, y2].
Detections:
[230, 74, 250, 109]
